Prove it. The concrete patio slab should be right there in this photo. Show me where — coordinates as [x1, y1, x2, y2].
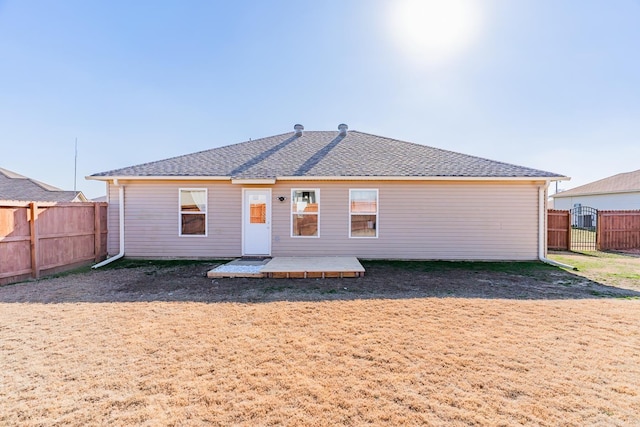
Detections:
[207, 258, 271, 278]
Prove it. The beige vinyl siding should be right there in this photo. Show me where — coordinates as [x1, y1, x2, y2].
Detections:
[106, 180, 241, 258]
[271, 180, 541, 260]
[107, 179, 542, 260]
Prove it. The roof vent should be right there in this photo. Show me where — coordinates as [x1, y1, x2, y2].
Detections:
[338, 123, 348, 136]
[294, 124, 304, 136]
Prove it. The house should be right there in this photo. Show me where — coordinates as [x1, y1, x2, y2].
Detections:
[88, 124, 566, 261]
[551, 169, 640, 211]
[0, 167, 88, 202]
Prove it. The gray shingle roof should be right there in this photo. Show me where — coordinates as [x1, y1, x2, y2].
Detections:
[552, 169, 640, 198]
[91, 129, 564, 179]
[0, 167, 85, 202]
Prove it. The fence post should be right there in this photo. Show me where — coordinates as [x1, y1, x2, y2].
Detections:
[565, 212, 571, 251]
[596, 211, 602, 251]
[29, 202, 40, 279]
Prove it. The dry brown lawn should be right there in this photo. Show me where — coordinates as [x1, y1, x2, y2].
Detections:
[1, 257, 640, 426]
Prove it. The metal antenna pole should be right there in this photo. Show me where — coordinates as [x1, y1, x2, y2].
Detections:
[74, 138, 78, 193]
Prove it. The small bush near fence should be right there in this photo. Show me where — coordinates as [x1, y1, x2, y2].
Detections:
[0, 201, 107, 285]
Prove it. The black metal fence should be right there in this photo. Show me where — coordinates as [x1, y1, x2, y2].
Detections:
[570, 205, 597, 251]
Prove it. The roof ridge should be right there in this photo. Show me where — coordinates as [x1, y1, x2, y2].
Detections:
[0, 167, 28, 179]
[30, 178, 63, 192]
[0, 167, 63, 191]
[610, 169, 640, 178]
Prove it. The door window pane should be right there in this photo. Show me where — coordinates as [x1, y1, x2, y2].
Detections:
[250, 195, 266, 224]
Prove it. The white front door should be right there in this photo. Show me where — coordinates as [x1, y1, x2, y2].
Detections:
[243, 189, 271, 256]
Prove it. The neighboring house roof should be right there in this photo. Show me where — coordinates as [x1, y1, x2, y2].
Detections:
[552, 169, 640, 198]
[90, 126, 565, 181]
[0, 167, 88, 202]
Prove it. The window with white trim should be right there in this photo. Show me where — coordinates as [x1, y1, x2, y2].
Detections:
[350, 189, 378, 238]
[179, 189, 207, 236]
[291, 189, 319, 237]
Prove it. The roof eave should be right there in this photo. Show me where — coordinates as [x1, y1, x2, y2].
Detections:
[277, 175, 569, 182]
[86, 175, 232, 182]
[87, 175, 569, 183]
[552, 188, 640, 198]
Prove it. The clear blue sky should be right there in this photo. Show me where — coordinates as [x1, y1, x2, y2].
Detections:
[2, 0, 639, 199]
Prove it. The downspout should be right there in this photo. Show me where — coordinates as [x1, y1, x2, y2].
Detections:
[538, 182, 576, 270]
[92, 181, 125, 268]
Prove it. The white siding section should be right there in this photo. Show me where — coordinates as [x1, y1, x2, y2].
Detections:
[553, 192, 640, 211]
[106, 179, 542, 260]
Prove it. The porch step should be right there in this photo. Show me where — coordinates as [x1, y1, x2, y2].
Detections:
[260, 257, 365, 279]
[207, 256, 365, 279]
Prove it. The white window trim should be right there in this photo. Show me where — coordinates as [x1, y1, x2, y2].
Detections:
[291, 188, 320, 238]
[179, 188, 208, 237]
[349, 188, 379, 239]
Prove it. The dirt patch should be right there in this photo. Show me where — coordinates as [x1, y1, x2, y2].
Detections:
[1, 259, 639, 304]
[1, 258, 640, 426]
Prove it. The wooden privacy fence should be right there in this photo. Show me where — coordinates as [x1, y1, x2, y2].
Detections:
[547, 210, 571, 250]
[598, 210, 640, 251]
[0, 201, 107, 285]
[547, 209, 640, 251]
